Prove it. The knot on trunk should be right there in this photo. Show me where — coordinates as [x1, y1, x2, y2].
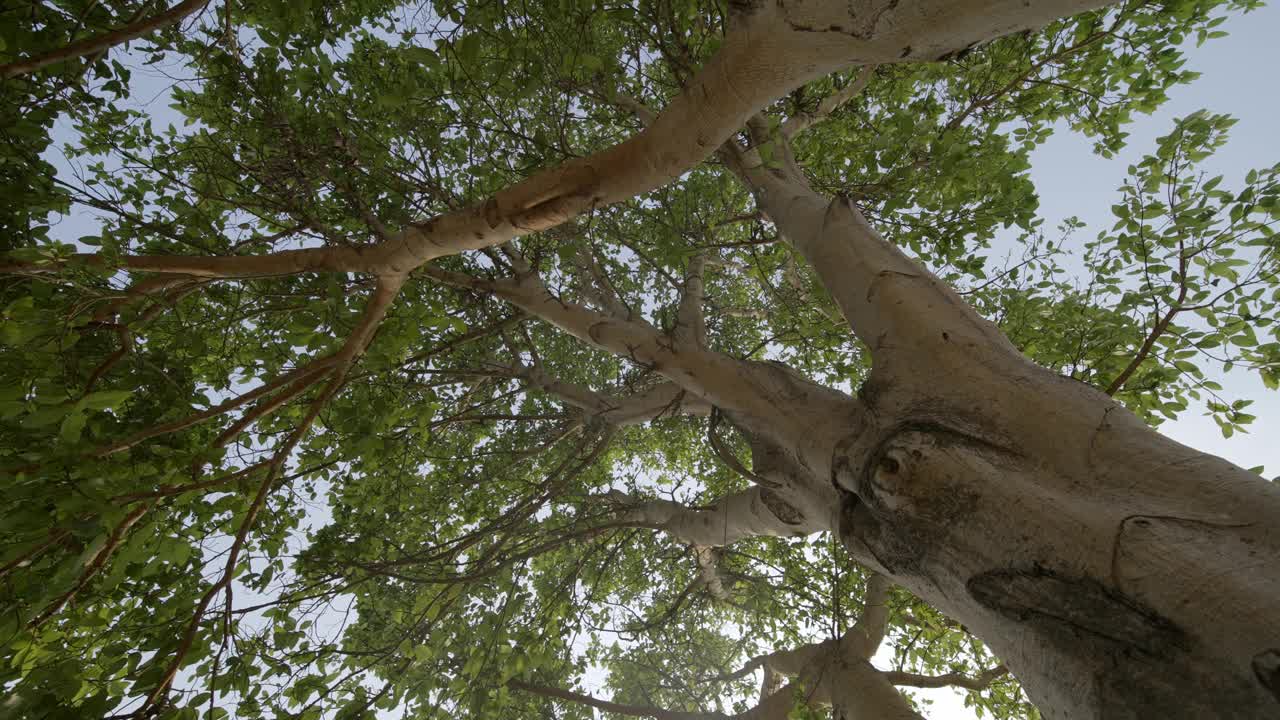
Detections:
[759, 488, 806, 527]
[1253, 649, 1280, 702]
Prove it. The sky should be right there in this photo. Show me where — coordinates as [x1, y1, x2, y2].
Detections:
[1024, 1, 1279, 479]
[34, 1, 1280, 717]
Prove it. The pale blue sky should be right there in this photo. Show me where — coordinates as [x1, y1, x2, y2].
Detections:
[1023, 1, 1279, 479]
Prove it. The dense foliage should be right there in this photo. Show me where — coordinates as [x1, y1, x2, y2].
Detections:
[1, 0, 1276, 718]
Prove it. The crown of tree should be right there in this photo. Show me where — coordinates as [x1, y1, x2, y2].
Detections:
[1, 0, 1277, 718]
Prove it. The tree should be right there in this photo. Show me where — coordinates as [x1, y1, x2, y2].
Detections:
[1, 0, 1277, 718]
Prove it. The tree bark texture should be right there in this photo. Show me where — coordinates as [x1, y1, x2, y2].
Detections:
[731, 142, 1280, 719]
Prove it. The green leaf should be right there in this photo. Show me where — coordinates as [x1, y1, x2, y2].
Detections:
[80, 390, 133, 411]
[404, 46, 439, 66]
[59, 411, 87, 444]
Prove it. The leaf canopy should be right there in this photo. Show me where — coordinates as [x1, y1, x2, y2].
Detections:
[0, 0, 1275, 718]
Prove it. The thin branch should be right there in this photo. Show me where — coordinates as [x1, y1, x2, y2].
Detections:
[94, 355, 339, 457]
[509, 680, 727, 720]
[28, 502, 153, 628]
[573, 244, 635, 320]
[781, 65, 877, 139]
[0, 529, 71, 580]
[394, 314, 523, 371]
[884, 665, 1009, 691]
[110, 462, 268, 503]
[943, 28, 1110, 132]
[1105, 245, 1191, 395]
[136, 275, 404, 714]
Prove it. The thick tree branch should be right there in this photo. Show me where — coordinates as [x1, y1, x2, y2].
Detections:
[828, 659, 926, 720]
[5, 0, 1115, 287]
[485, 338, 673, 432]
[692, 545, 732, 600]
[510, 572, 921, 720]
[602, 383, 711, 426]
[422, 262, 853, 466]
[761, 637, 835, 679]
[751, 592, 923, 720]
[734, 130, 1021, 373]
[759, 664, 782, 705]
[608, 486, 823, 548]
[845, 572, 893, 659]
[512, 676, 834, 720]
[424, 257, 872, 532]
[508, 355, 709, 427]
[707, 411, 774, 488]
[0, 0, 211, 80]
[675, 254, 709, 347]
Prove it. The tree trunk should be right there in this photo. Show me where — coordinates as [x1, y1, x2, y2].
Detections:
[736, 156, 1280, 718]
[834, 354, 1280, 719]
